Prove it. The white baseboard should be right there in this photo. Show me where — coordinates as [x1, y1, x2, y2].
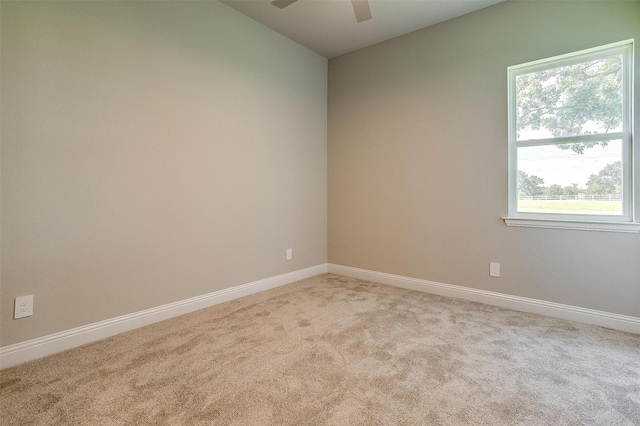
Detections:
[328, 263, 640, 335]
[0, 264, 328, 369]
[4, 263, 637, 369]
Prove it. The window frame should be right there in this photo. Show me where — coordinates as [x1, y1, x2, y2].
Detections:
[504, 40, 639, 233]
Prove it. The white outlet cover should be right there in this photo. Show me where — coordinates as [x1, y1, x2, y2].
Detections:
[286, 248, 293, 261]
[489, 262, 501, 277]
[15, 295, 34, 319]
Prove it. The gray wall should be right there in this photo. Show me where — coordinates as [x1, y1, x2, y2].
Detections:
[328, 0, 640, 317]
[1, 1, 328, 346]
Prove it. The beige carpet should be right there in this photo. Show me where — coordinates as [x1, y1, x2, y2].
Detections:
[1, 274, 639, 425]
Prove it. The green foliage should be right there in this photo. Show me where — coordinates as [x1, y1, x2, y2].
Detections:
[516, 55, 622, 154]
[544, 184, 564, 196]
[517, 170, 544, 196]
[543, 183, 579, 196]
[585, 161, 622, 195]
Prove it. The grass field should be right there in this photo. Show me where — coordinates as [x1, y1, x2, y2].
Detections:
[518, 200, 622, 215]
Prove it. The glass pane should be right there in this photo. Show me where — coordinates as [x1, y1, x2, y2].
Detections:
[516, 54, 623, 140]
[517, 139, 623, 215]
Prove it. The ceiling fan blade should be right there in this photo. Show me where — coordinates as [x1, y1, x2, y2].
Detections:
[271, 0, 298, 9]
[351, 0, 372, 23]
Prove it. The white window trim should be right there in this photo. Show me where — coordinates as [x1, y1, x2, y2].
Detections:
[503, 217, 640, 233]
[504, 40, 637, 233]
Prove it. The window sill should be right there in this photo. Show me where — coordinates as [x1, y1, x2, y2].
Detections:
[503, 217, 640, 233]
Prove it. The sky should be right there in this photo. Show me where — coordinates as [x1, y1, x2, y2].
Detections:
[518, 141, 621, 188]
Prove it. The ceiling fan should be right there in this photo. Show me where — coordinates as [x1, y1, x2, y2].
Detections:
[271, 0, 372, 23]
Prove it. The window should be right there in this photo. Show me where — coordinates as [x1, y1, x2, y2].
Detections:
[505, 40, 638, 233]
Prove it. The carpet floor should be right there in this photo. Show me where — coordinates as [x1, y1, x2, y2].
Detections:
[1, 273, 639, 425]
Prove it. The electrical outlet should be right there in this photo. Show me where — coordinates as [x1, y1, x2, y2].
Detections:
[489, 262, 500, 277]
[14, 295, 34, 319]
[286, 248, 293, 261]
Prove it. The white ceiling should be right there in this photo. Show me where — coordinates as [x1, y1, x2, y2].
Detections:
[221, 0, 505, 58]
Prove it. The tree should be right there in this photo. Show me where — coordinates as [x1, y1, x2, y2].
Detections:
[585, 161, 622, 195]
[562, 183, 580, 196]
[543, 183, 580, 197]
[516, 56, 622, 154]
[518, 170, 544, 196]
[544, 184, 564, 196]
